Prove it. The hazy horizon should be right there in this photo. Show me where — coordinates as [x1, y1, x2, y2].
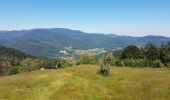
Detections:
[0, 27, 170, 37]
[0, 0, 170, 36]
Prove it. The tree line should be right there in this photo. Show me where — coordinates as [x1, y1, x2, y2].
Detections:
[77, 41, 170, 68]
[1, 41, 170, 76]
[118, 41, 170, 68]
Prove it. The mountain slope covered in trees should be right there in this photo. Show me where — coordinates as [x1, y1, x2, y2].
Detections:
[0, 28, 169, 57]
[0, 46, 34, 60]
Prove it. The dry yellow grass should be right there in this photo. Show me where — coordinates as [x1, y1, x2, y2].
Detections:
[0, 65, 170, 100]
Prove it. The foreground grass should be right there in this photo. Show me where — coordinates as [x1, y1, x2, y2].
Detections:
[0, 65, 170, 100]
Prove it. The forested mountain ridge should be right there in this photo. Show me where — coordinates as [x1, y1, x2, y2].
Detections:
[0, 28, 169, 57]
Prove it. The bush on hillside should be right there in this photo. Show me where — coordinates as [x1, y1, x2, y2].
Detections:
[99, 64, 109, 76]
[167, 63, 170, 68]
[20, 58, 41, 71]
[123, 59, 135, 67]
[55, 58, 72, 68]
[41, 60, 55, 69]
[115, 59, 124, 67]
[133, 59, 146, 67]
[8, 66, 21, 75]
[152, 60, 165, 68]
[77, 53, 99, 65]
[0, 61, 11, 75]
[103, 52, 115, 66]
[123, 59, 146, 67]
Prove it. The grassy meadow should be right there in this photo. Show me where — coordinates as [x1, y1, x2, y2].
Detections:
[0, 65, 170, 100]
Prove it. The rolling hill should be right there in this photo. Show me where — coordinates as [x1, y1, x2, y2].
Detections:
[0, 28, 169, 57]
[0, 65, 170, 100]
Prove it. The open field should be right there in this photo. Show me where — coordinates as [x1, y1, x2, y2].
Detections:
[0, 65, 170, 100]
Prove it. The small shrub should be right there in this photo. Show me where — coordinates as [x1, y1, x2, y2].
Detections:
[42, 60, 55, 69]
[20, 58, 40, 71]
[152, 60, 165, 68]
[167, 63, 170, 68]
[103, 52, 115, 66]
[55, 59, 73, 68]
[9, 66, 20, 75]
[0, 61, 11, 75]
[134, 59, 146, 67]
[123, 59, 135, 67]
[115, 59, 124, 67]
[99, 64, 109, 76]
[62, 62, 72, 68]
[123, 59, 147, 67]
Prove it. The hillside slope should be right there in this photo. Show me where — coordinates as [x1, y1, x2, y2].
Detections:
[0, 65, 170, 100]
[0, 45, 34, 60]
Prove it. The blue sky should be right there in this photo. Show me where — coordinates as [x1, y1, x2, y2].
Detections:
[0, 0, 170, 36]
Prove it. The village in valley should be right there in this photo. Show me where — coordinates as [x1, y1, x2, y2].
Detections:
[59, 46, 107, 58]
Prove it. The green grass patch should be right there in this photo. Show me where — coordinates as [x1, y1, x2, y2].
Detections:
[0, 65, 170, 100]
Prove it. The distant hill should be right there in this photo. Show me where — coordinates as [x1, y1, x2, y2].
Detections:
[0, 45, 34, 60]
[108, 34, 170, 46]
[135, 35, 170, 45]
[0, 28, 169, 57]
